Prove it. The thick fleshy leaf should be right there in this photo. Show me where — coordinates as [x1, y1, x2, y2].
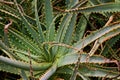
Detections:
[35, 0, 45, 43]
[39, 64, 57, 80]
[57, 53, 115, 67]
[14, 0, 42, 45]
[71, 23, 120, 54]
[65, 3, 120, 13]
[0, 56, 51, 71]
[57, 65, 120, 79]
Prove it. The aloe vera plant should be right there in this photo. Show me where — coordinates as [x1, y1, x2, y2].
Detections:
[0, 0, 120, 80]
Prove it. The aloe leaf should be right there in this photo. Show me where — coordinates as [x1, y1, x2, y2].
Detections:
[115, 0, 120, 3]
[102, 35, 120, 56]
[44, 0, 55, 41]
[89, 0, 99, 5]
[57, 53, 114, 67]
[0, 4, 19, 16]
[65, 3, 120, 13]
[54, 13, 73, 55]
[63, 14, 77, 44]
[57, 66, 90, 80]
[89, 0, 111, 17]
[39, 64, 57, 80]
[10, 49, 40, 62]
[67, 0, 79, 8]
[0, 8, 20, 20]
[35, 0, 44, 43]
[72, 23, 120, 53]
[57, 25, 120, 66]
[0, 24, 4, 37]
[9, 29, 42, 55]
[0, 61, 39, 77]
[4, 31, 10, 47]
[0, 4, 37, 26]
[47, 15, 57, 41]
[0, 40, 17, 58]
[59, 13, 77, 54]
[14, 0, 41, 45]
[100, 0, 114, 3]
[44, 0, 54, 30]
[0, 4, 20, 21]
[20, 70, 28, 80]
[11, 49, 39, 63]
[74, 15, 87, 41]
[0, 56, 51, 71]
[57, 65, 120, 79]
[0, 62, 20, 75]
[78, 65, 119, 78]
[77, 72, 90, 80]
[24, 15, 36, 25]
[56, 14, 73, 43]
[9, 28, 49, 62]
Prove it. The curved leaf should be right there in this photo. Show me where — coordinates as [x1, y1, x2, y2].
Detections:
[35, 0, 45, 43]
[65, 3, 120, 13]
[39, 63, 57, 80]
[72, 23, 120, 54]
[0, 56, 51, 71]
[57, 65, 120, 79]
[57, 53, 114, 67]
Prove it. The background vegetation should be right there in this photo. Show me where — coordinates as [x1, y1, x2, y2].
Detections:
[0, 0, 120, 80]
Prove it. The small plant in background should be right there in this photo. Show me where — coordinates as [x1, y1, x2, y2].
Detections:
[0, 0, 120, 80]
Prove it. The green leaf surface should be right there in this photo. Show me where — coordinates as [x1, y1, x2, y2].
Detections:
[0, 56, 51, 71]
[44, 0, 54, 30]
[59, 13, 77, 54]
[74, 15, 87, 41]
[35, 0, 45, 43]
[0, 62, 20, 75]
[57, 65, 120, 79]
[14, 0, 41, 45]
[54, 13, 73, 55]
[72, 23, 120, 54]
[9, 29, 42, 56]
[58, 53, 112, 67]
[66, 3, 120, 13]
[39, 63, 57, 80]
